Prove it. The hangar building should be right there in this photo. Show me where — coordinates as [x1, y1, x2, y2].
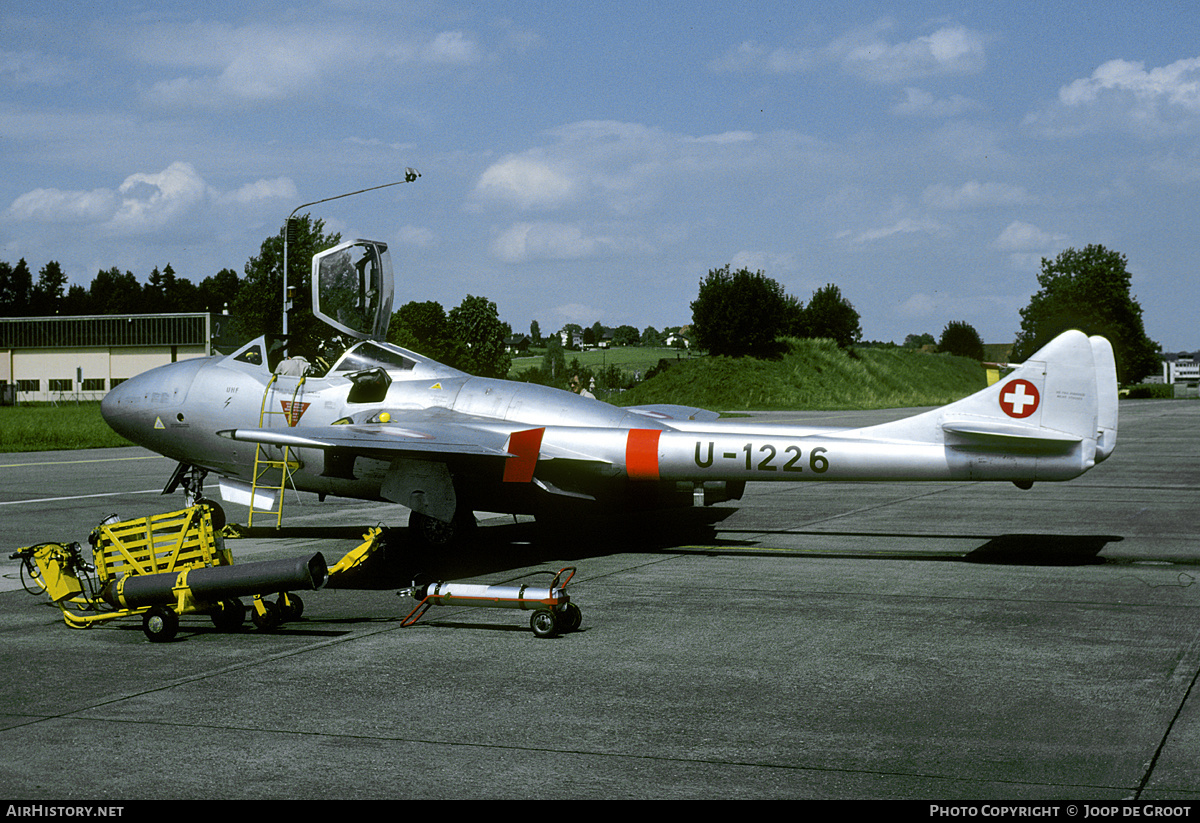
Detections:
[0, 313, 221, 405]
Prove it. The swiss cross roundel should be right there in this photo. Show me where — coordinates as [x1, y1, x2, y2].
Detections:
[999, 379, 1040, 419]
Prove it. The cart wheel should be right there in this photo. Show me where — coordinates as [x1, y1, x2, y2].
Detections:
[211, 599, 245, 631]
[530, 609, 558, 638]
[277, 593, 303, 622]
[143, 607, 179, 643]
[251, 600, 281, 631]
[559, 603, 582, 632]
[195, 498, 226, 531]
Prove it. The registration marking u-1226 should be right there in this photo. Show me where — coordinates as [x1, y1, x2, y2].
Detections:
[694, 441, 830, 473]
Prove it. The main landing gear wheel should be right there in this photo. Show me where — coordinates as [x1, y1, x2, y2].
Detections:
[408, 510, 477, 548]
[142, 606, 179, 643]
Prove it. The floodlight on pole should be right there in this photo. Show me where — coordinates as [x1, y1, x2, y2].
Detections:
[282, 168, 421, 336]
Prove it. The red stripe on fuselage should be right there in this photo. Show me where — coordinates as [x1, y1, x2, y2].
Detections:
[503, 428, 544, 482]
[626, 429, 661, 480]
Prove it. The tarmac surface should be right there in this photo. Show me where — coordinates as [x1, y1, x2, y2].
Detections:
[1, 400, 1198, 801]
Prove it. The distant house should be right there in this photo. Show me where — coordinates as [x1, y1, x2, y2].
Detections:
[1162, 352, 1199, 385]
[506, 334, 532, 355]
[559, 330, 583, 349]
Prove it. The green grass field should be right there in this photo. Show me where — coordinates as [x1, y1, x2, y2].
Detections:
[0, 404, 133, 452]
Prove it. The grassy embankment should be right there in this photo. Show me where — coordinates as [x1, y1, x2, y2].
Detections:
[3, 340, 986, 452]
[606, 338, 987, 410]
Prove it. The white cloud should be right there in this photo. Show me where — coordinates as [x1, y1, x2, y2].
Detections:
[396, 225, 436, 248]
[474, 156, 580, 210]
[712, 23, 986, 84]
[709, 41, 818, 74]
[491, 222, 611, 263]
[923, 181, 1032, 210]
[728, 250, 797, 275]
[1030, 56, 1200, 138]
[844, 216, 945, 244]
[838, 24, 986, 84]
[6, 162, 295, 235]
[892, 87, 980, 117]
[131, 22, 485, 108]
[992, 221, 1064, 251]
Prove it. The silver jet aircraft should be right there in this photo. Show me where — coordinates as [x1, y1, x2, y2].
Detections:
[101, 239, 1118, 544]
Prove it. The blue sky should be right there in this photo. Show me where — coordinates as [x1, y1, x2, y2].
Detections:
[3, 1, 1198, 350]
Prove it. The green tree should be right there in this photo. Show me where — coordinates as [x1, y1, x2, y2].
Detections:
[540, 336, 566, 382]
[690, 265, 790, 357]
[198, 268, 242, 314]
[939, 321, 985, 360]
[1012, 245, 1159, 384]
[30, 260, 68, 316]
[230, 214, 341, 346]
[89, 267, 143, 314]
[803, 283, 862, 348]
[613, 324, 640, 346]
[388, 300, 464, 364]
[903, 332, 936, 349]
[529, 319, 541, 344]
[447, 294, 512, 378]
[0, 259, 33, 316]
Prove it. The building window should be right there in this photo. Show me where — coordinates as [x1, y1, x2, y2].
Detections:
[49, 379, 72, 392]
[82, 378, 105, 391]
[17, 379, 39, 393]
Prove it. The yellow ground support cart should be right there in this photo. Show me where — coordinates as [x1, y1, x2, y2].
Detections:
[9, 505, 326, 642]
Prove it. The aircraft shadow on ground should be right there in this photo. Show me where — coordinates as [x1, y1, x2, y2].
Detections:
[696, 529, 1126, 566]
[249, 518, 1137, 595]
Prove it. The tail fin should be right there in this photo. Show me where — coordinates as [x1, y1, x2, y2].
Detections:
[859, 330, 1117, 481]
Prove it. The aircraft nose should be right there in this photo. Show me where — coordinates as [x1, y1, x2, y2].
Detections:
[102, 358, 207, 445]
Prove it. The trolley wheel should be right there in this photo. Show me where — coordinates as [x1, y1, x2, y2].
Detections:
[142, 606, 179, 643]
[210, 599, 245, 631]
[251, 599, 281, 632]
[277, 593, 303, 622]
[530, 609, 559, 639]
[559, 603, 582, 632]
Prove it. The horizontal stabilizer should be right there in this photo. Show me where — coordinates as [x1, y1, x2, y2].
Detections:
[941, 417, 1081, 450]
[625, 404, 722, 422]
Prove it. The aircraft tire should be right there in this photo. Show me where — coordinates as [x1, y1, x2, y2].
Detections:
[408, 510, 476, 548]
[143, 606, 179, 643]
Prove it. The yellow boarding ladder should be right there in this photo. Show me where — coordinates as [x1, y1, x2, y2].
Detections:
[249, 374, 306, 528]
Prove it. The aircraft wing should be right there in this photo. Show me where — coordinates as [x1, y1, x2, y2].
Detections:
[218, 408, 512, 462]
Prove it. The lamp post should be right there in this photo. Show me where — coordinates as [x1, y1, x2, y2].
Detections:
[282, 168, 421, 336]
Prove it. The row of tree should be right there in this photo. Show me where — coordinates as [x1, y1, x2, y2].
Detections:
[686, 245, 1160, 385]
[689, 265, 864, 357]
[0, 258, 242, 318]
[0, 220, 1162, 385]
